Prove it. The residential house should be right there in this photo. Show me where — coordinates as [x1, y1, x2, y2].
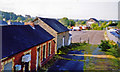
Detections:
[33, 17, 70, 54]
[86, 18, 99, 26]
[0, 25, 55, 72]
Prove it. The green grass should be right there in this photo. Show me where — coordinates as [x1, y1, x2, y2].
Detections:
[40, 43, 120, 71]
[58, 43, 96, 55]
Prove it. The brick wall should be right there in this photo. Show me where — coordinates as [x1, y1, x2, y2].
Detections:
[1, 39, 55, 72]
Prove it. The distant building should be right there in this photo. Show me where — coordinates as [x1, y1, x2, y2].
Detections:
[11, 22, 24, 25]
[0, 25, 55, 72]
[33, 17, 70, 54]
[86, 18, 99, 26]
[0, 20, 8, 25]
[8, 21, 24, 25]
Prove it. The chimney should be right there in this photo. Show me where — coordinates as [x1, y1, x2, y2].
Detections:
[25, 21, 35, 29]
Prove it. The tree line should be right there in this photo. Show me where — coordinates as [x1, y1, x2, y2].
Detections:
[58, 17, 119, 29]
[0, 10, 33, 22]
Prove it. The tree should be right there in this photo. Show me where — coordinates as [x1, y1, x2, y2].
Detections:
[91, 23, 99, 30]
[16, 17, 22, 22]
[117, 21, 120, 29]
[69, 19, 75, 26]
[81, 21, 85, 24]
[108, 21, 112, 25]
[101, 21, 108, 28]
[0, 15, 3, 20]
[99, 40, 111, 51]
[59, 17, 69, 26]
[75, 22, 79, 26]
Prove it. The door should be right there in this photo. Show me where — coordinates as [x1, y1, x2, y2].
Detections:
[68, 36, 72, 45]
[24, 62, 29, 72]
[63, 37, 65, 46]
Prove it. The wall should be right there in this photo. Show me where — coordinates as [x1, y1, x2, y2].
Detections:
[57, 31, 69, 49]
[34, 19, 58, 54]
[0, 39, 55, 72]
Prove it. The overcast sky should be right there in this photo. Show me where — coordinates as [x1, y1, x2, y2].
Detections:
[0, 0, 119, 20]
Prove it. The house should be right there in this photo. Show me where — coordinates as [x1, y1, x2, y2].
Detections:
[0, 25, 55, 72]
[86, 18, 99, 26]
[33, 17, 70, 54]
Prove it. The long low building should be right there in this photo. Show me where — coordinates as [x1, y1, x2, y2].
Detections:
[0, 25, 55, 72]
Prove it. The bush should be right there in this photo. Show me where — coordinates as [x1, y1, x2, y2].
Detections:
[58, 46, 71, 55]
[98, 40, 112, 51]
[99, 40, 119, 57]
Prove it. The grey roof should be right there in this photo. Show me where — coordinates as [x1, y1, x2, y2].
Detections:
[38, 17, 69, 33]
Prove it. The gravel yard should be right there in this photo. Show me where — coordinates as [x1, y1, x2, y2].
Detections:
[70, 30, 105, 44]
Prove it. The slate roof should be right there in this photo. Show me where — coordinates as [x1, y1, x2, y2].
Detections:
[1, 25, 54, 59]
[39, 17, 69, 33]
[0, 20, 8, 25]
[11, 22, 24, 25]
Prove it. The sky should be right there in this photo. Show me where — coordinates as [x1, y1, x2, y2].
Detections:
[0, 0, 120, 20]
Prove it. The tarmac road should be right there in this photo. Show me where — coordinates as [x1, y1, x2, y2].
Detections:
[70, 30, 105, 45]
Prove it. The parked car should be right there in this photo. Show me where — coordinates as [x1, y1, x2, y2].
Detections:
[116, 29, 120, 34]
[109, 29, 117, 32]
[72, 27, 81, 31]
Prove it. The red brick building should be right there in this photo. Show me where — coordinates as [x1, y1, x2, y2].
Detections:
[0, 25, 55, 72]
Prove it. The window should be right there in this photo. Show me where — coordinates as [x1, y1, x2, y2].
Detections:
[37, 48, 41, 68]
[48, 42, 51, 56]
[43, 45, 46, 61]
[4, 62, 12, 72]
[23, 50, 31, 71]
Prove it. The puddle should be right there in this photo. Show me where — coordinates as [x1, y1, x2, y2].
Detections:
[48, 50, 84, 71]
[92, 47, 104, 55]
[48, 60, 84, 72]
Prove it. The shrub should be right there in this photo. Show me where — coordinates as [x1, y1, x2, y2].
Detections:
[98, 40, 112, 51]
[99, 40, 119, 57]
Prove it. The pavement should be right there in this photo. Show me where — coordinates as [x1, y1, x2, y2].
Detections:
[70, 30, 105, 45]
